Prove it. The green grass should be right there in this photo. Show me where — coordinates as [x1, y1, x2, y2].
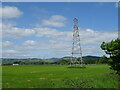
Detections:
[2, 65, 120, 88]
[0, 66, 2, 89]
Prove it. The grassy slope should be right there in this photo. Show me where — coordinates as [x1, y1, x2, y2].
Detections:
[2, 65, 119, 88]
[0, 66, 2, 89]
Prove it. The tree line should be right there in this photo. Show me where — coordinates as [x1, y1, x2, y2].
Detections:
[2, 55, 109, 66]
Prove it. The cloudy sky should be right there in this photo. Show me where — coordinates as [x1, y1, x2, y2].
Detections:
[1, 2, 118, 58]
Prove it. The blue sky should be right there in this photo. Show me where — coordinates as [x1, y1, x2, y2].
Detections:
[1, 2, 118, 58]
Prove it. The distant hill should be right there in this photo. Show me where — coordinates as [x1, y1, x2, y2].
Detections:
[82, 55, 101, 60]
[2, 55, 101, 65]
[48, 58, 60, 61]
[62, 55, 100, 60]
[49, 55, 101, 61]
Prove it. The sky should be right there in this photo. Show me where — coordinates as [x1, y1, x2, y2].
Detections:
[2, 0, 120, 2]
[1, 2, 118, 58]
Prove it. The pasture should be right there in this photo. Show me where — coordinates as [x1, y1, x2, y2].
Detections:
[2, 65, 119, 88]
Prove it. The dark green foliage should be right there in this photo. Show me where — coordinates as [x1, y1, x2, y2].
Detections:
[101, 39, 120, 75]
[84, 59, 98, 64]
[83, 56, 108, 64]
[2, 58, 44, 65]
[2, 56, 108, 65]
[97, 55, 108, 64]
[58, 59, 70, 65]
[82, 56, 100, 64]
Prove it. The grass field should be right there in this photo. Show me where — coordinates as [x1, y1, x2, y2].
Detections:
[2, 65, 120, 88]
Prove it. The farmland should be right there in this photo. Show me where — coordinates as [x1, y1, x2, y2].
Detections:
[2, 65, 119, 88]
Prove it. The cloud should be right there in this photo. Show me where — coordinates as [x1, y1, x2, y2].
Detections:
[35, 27, 117, 45]
[86, 29, 94, 33]
[2, 39, 71, 58]
[35, 27, 69, 39]
[23, 40, 36, 46]
[2, 41, 13, 48]
[2, 21, 117, 43]
[40, 15, 67, 27]
[2, 24, 35, 39]
[21, 40, 38, 50]
[3, 49, 19, 54]
[1, 5, 117, 58]
[2, 49, 31, 58]
[2, 23, 117, 58]
[20, 39, 70, 51]
[0, 6, 23, 18]
[3, 24, 117, 45]
[80, 29, 117, 44]
[2, 24, 70, 39]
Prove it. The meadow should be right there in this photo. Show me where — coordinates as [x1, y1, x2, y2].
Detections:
[2, 65, 119, 88]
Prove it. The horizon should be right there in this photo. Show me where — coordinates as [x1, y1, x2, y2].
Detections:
[1, 55, 105, 59]
[1, 2, 118, 58]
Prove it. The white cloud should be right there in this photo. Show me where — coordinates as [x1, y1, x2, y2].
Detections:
[40, 15, 67, 27]
[3, 50, 19, 54]
[2, 24, 70, 39]
[2, 24, 117, 46]
[23, 40, 36, 46]
[2, 49, 32, 58]
[35, 27, 67, 38]
[50, 15, 66, 21]
[79, 29, 117, 44]
[2, 23, 117, 58]
[35, 27, 117, 45]
[20, 39, 70, 51]
[2, 41, 13, 48]
[81, 46, 105, 56]
[2, 24, 35, 39]
[1, 6, 117, 58]
[86, 29, 94, 33]
[0, 6, 23, 18]
[21, 40, 37, 50]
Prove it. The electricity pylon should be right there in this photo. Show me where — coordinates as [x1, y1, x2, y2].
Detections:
[71, 18, 83, 67]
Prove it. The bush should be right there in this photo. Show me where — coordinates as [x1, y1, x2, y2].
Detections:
[101, 39, 120, 75]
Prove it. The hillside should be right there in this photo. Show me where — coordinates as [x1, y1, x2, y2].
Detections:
[2, 55, 102, 65]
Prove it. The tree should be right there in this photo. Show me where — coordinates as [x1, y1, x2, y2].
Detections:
[58, 59, 70, 65]
[101, 39, 120, 75]
[98, 55, 108, 64]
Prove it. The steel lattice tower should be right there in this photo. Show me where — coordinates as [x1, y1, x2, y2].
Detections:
[71, 18, 83, 67]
